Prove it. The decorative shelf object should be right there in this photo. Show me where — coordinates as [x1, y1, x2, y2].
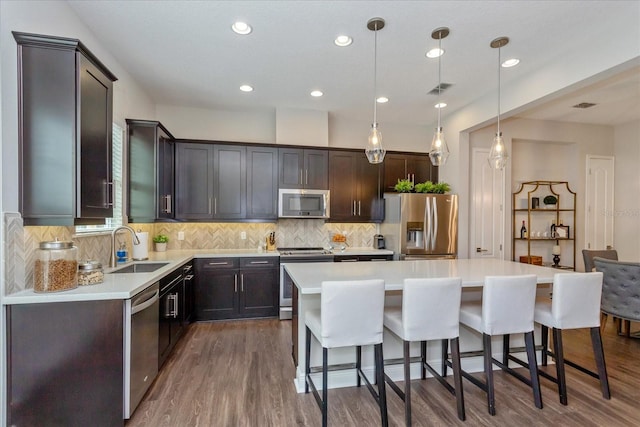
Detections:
[512, 181, 576, 271]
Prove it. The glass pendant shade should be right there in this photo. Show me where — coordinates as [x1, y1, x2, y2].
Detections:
[365, 123, 385, 164]
[429, 127, 449, 166]
[488, 131, 508, 169]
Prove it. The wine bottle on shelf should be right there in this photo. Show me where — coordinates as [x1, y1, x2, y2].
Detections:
[520, 220, 527, 239]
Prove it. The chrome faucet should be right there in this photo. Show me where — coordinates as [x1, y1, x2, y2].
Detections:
[110, 225, 141, 268]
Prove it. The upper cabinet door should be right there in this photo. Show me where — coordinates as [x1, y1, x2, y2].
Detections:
[356, 153, 383, 222]
[328, 151, 357, 221]
[382, 152, 438, 192]
[278, 148, 304, 188]
[175, 143, 214, 219]
[304, 149, 329, 190]
[157, 134, 175, 220]
[247, 146, 278, 219]
[14, 32, 117, 225]
[213, 145, 246, 219]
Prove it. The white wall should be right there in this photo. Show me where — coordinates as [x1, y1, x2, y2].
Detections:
[614, 120, 640, 261]
[156, 104, 276, 143]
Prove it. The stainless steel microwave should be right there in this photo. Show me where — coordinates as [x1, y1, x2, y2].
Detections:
[278, 189, 330, 219]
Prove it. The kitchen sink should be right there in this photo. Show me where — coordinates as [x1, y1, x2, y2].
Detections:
[109, 262, 169, 274]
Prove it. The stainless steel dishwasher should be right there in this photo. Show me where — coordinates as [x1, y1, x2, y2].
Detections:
[124, 282, 160, 419]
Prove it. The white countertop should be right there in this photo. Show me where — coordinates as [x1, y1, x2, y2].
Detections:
[3, 247, 393, 305]
[284, 258, 560, 294]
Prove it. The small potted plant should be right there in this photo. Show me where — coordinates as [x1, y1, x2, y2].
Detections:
[153, 234, 169, 252]
[394, 178, 414, 193]
[415, 181, 451, 194]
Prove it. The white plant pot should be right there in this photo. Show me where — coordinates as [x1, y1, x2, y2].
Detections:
[154, 242, 167, 252]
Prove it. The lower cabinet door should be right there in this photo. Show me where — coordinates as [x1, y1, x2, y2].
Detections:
[239, 268, 279, 317]
[195, 269, 238, 320]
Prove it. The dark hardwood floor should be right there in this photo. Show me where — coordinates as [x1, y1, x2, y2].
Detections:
[127, 319, 640, 426]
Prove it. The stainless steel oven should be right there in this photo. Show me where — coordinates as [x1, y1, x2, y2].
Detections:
[278, 247, 334, 319]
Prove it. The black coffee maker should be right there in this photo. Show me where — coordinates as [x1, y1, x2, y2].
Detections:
[373, 234, 385, 249]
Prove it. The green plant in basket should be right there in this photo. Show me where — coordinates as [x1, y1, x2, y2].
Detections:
[394, 178, 414, 193]
[153, 234, 169, 243]
[415, 181, 435, 193]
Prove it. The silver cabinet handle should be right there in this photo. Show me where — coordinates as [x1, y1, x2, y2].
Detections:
[241, 273, 244, 292]
[172, 293, 179, 318]
[358, 200, 361, 216]
[106, 180, 114, 207]
[305, 169, 308, 185]
[208, 197, 212, 215]
[165, 194, 172, 214]
[300, 169, 303, 185]
[249, 260, 269, 264]
[234, 274, 238, 293]
[214, 198, 217, 215]
[353, 200, 356, 215]
[208, 261, 230, 266]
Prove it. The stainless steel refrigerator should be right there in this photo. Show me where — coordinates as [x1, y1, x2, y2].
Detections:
[380, 193, 458, 260]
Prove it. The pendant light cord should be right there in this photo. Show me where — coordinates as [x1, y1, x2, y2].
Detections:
[437, 34, 442, 129]
[497, 45, 501, 135]
[373, 21, 378, 125]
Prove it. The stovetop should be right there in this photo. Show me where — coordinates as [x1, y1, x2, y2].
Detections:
[277, 247, 333, 256]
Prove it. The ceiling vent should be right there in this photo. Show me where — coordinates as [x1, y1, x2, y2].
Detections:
[428, 83, 452, 95]
[572, 102, 597, 109]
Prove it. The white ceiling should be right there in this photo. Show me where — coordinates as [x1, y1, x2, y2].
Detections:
[67, 0, 640, 128]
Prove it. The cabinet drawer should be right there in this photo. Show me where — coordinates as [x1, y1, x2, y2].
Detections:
[196, 258, 239, 270]
[240, 257, 279, 269]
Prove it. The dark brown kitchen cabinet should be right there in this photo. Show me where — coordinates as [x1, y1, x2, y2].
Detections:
[247, 146, 279, 219]
[383, 152, 438, 192]
[13, 32, 117, 225]
[213, 145, 246, 219]
[175, 142, 214, 219]
[194, 257, 279, 320]
[278, 148, 328, 189]
[7, 300, 124, 426]
[329, 150, 383, 222]
[126, 119, 175, 222]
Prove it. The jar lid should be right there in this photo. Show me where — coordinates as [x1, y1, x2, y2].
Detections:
[39, 239, 74, 250]
[79, 260, 103, 271]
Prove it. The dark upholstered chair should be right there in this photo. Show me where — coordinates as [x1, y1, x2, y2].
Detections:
[593, 257, 640, 337]
[582, 249, 618, 272]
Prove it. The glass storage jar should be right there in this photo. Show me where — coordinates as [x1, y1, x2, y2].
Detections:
[78, 260, 104, 286]
[34, 239, 78, 292]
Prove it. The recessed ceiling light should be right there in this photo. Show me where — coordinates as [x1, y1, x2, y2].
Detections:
[310, 90, 323, 97]
[334, 35, 353, 47]
[434, 102, 447, 109]
[232, 21, 252, 35]
[376, 96, 389, 103]
[239, 84, 253, 92]
[502, 58, 520, 68]
[426, 48, 444, 58]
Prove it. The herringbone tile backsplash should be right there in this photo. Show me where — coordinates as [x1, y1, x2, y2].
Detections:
[3, 212, 376, 295]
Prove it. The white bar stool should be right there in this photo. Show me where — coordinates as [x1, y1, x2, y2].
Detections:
[508, 272, 610, 405]
[383, 277, 465, 426]
[304, 279, 388, 427]
[457, 275, 542, 416]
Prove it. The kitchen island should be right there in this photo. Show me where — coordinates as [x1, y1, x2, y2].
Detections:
[284, 258, 558, 392]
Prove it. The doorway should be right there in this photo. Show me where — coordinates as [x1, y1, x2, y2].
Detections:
[584, 155, 615, 251]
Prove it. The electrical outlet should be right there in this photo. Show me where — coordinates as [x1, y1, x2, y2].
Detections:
[177, 231, 185, 241]
[240, 231, 247, 240]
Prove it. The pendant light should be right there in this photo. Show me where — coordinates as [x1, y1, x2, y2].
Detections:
[429, 27, 450, 166]
[488, 36, 509, 170]
[365, 18, 386, 164]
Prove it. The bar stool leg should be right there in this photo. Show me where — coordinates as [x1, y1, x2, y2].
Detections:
[403, 340, 411, 426]
[305, 327, 311, 393]
[450, 337, 466, 421]
[541, 325, 549, 366]
[420, 341, 427, 379]
[322, 347, 328, 427]
[600, 312, 608, 333]
[502, 335, 510, 367]
[356, 346, 362, 387]
[590, 327, 611, 399]
[551, 328, 567, 405]
[525, 331, 543, 409]
[441, 339, 449, 377]
[375, 343, 389, 427]
[483, 333, 496, 415]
